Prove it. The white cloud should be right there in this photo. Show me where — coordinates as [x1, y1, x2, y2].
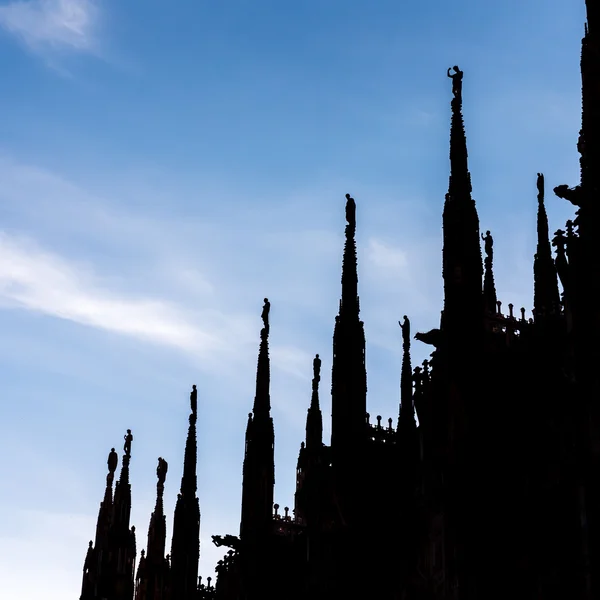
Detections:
[0, 0, 98, 52]
[0, 232, 222, 354]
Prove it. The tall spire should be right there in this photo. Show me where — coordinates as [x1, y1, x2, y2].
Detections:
[109, 430, 137, 600]
[305, 353, 323, 450]
[80, 448, 119, 600]
[398, 316, 416, 433]
[482, 230, 498, 313]
[135, 459, 169, 600]
[331, 194, 367, 453]
[147, 458, 168, 562]
[581, 0, 600, 195]
[533, 173, 561, 317]
[447, 66, 472, 203]
[170, 387, 200, 600]
[253, 298, 271, 418]
[340, 194, 359, 319]
[442, 66, 483, 334]
[240, 299, 275, 542]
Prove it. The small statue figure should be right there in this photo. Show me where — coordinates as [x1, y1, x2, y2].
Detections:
[107, 448, 118, 474]
[124, 429, 133, 456]
[313, 353, 321, 382]
[481, 230, 493, 260]
[447, 65, 463, 99]
[157, 457, 168, 485]
[190, 384, 197, 415]
[83, 540, 94, 572]
[345, 193, 356, 229]
[536, 173, 544, 199]
[399, 315, 410, 347]
[261, 298, 270, 330]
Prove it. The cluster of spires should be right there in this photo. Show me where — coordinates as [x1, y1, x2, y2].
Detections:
[81, 387, 201, 600]
[80, 9, 599, 589]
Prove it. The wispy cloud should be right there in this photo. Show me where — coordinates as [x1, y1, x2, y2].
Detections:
[0, 0, 98, 53]
[0, 233, 226, 355]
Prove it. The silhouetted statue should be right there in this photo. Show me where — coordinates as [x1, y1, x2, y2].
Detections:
[537, 173, 544, 198]
[108, 448, 118, 474]
[447, 65, 463, 99]
[190, 384, 197, 415]
[313, 353, 321, 382]
[415, 328, 441, 347]
[554, 184, 584, 206]
[345, 193, 356, 229]
[399, 316, 410, 347]
[482, 230, 493, 260]
[83, 540, 93, 571]
[261, 298, 270, 331]
[124, 430, 133, 456]
[157, 457, 168, 484]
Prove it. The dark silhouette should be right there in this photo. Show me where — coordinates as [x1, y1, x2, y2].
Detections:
[79, 4, 600, 598]
[261, 298, 270, 332]
[123, 430, 133, 456]
[447, 64, 463, 99]
[399, 315, 410, 346]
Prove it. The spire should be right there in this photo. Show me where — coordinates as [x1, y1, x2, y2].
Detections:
[112, 430, 133, 532]
[80, 448, 119, 600]
[482, 230, 498, 313]
[340, 194, 359, 320]
[135, 459, 169, 600]
[146, 458, 168, 562]
[108, 430, 137, 600]
[331, 194, 367, 452]
[586, 0, 599, 33]
[240, 301, 275, 542]
[170, 387, 201, 600]
[253, 298, 271, 418]
[398, 317, 416, 432]
[446, 66, 472, 203]
[96, 447, 118, 545]
[555, 0, 600, 239]
[533, 173, 561, 317]
[442, 66, 484, 333]
[305, 354, 323, 450]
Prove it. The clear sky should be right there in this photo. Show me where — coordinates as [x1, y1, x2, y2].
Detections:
[0, 0, 587, 598]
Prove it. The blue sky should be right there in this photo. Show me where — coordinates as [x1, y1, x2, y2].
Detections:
[0, 0, 586, 597]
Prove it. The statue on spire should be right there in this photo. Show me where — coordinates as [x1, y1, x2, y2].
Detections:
[157, 457, 168, 485]
[481, 230, 494, 262]
[261, 298, 270, 333]
[399, 316, 410, 348]
[345, 193, 356, 230]
[108, 447, 118, 474]
[313, 353, 321, 383]
[123, 430, 133, 456]
[537, 173, 544, 200]
[447, 65, 463, 100]
[190, 384, 197, 415]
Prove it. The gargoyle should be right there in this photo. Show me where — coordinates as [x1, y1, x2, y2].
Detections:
[414, 328, 441, 347]
[212, 534, 240, 550]
[554, 184, 584, 207]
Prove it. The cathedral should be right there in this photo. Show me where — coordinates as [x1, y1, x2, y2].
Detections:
[78, 1, 600, 598]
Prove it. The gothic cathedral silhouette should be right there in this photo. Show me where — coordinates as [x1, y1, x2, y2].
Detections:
[79, 2, 600, 598]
